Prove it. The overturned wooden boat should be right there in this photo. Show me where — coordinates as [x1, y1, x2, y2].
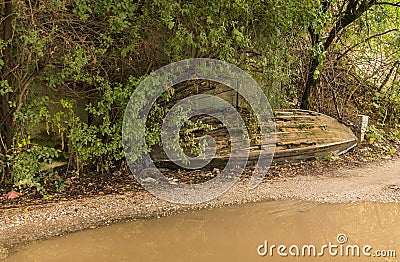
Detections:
[152, 109, 357, 168]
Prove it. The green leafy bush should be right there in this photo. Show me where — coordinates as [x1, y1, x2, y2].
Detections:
[8, 141, 60, 195]
[365, 125, 384, 145]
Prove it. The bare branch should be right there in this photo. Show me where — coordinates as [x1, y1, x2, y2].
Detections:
[335, 28, 400, 63]
[374, 2, 400, 7]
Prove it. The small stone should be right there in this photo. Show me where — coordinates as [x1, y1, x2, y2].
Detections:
[213, 168, 220, 174]
[142, 177, 156, 183]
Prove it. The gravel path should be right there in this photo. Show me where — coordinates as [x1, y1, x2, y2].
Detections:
[1, 158, 400, 259]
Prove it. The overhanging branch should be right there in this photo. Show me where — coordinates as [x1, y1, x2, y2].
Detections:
[335, 28, 400, 64]
[374, 2, 400, 7]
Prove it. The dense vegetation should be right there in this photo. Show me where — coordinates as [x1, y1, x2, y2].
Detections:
[1, 0, 400, 195]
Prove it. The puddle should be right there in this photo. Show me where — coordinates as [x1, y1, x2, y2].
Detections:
[5, 200, 400, 261]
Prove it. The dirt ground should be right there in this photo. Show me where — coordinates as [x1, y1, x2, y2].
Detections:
[1, 151, 400, 259]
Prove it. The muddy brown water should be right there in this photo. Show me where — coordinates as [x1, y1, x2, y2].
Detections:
[5, 200, 400, 261]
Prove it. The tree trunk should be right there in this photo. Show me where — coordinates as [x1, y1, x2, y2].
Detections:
[300, 56, 319, 110]
[1, 0, 14, 184]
